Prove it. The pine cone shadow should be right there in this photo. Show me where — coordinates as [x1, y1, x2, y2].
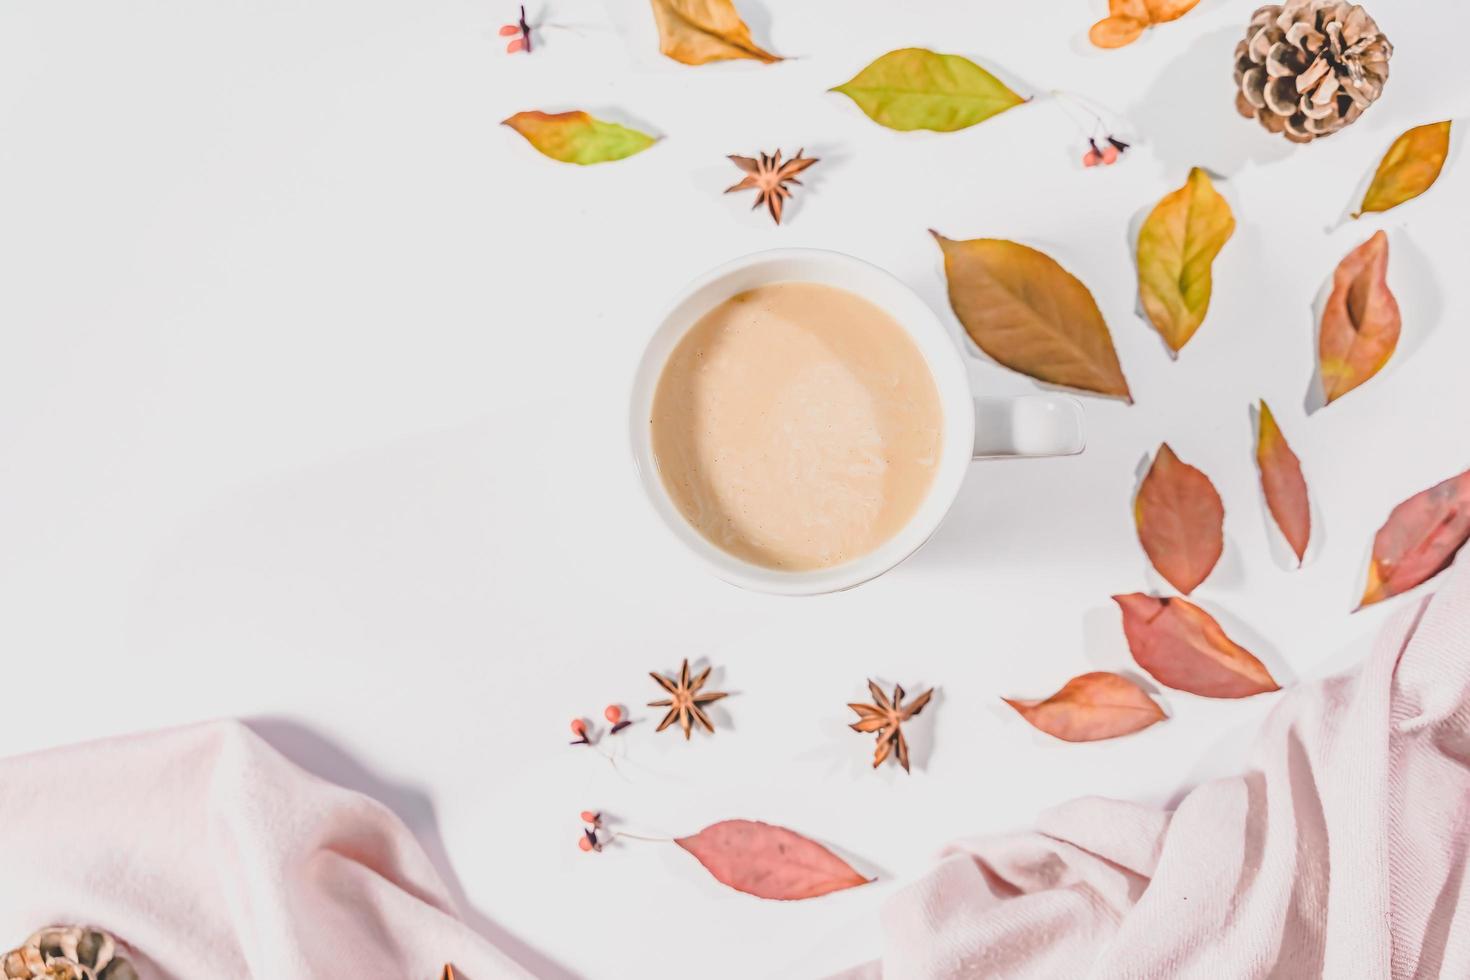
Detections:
[1128, 26, 1295, 177]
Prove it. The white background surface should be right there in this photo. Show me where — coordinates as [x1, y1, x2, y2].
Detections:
[2, 1, 1468, 977]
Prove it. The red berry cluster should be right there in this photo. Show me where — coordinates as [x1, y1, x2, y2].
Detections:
[569, 705, 632, 745]
[499, 5, 531, 54]
[578, 811, 602, 852]
[1083, 135, 1130, 168]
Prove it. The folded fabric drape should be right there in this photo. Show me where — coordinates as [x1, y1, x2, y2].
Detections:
[838, 558, 1470, 979]
[0, 720, 534, 979]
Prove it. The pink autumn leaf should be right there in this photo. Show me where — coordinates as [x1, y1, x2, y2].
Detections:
[675, 819, 871, 900]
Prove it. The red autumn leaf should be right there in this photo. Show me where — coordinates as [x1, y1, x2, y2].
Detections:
[1134, 443, 1224, 594]
[1319, 230, 1401, 405]
[1114, 593, 1280, 698]
[1003, 671, 1165, 742]
[675, 820, 870, 900]
[1358, 468, 1470, 608]
[1256, 400, 1311, 564]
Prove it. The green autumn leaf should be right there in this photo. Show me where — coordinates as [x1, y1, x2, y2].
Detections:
[1355, 121, 1452, 218]
[832, 48, 1025, 133]
[502, 110, 657, 165]
[1136, 168, 1235, 355]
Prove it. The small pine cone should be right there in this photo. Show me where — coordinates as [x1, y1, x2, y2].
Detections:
[2, 927, 138, 980]
[1234, 0, 1392, 142]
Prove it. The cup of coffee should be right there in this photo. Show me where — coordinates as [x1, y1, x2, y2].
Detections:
[629, 249, 1085, 595]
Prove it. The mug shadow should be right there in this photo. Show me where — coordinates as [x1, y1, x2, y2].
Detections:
[246, 717, 582, 980]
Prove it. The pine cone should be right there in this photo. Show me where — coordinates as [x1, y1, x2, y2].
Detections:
[1234, 0, 1392, 143]
[3, 927, 138, 980]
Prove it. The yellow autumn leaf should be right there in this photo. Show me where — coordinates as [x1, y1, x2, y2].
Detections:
[1136, 167, 1235, 355]
[1355, 121, 1452, 218]
[649, 0, 781, 66]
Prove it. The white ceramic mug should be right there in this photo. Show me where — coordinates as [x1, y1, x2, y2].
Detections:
[629, 248, 1086, 596]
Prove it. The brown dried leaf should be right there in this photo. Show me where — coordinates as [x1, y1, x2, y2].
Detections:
[675, 820, 870, 900]
[1358, 468, 1470, 608]
[1114, 593, 1280, 698]
[649, 0, 781, 66]
[932, 232, 1131, 400]
[1319, 230, 1400, 405]
[1004, 672, 1165, 742]
[1135, 443, 1224, 595]
[1256, 400, 1311, 564]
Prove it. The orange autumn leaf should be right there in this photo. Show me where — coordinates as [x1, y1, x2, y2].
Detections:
[675, 820, 870, 900]
[1358, 468, 1470, 608]
[1355, 121, 1452, 219]
[1135, 443, 1224, 594]
[1090, 0, 1199, 48]
[1114, 594, 1280, 698]
[1256, 400, 1311, 565]
[649, 0, 782, 66]
[1144, 0, 1201, 23]
[1003, 671, 1165, 742]
[1319, 230, 1400, 405]
[1089, 16, 1146, 48]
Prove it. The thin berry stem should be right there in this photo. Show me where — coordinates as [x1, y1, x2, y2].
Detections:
[611, 830, 673, 844]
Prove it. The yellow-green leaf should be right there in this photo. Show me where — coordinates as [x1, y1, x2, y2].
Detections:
[932, 232, 1131, 400]
[1355, 121, 1452, 218]
[648, 0, 781, 66]
[832, 49, 1025, 133]
[502, 111, 657, 165]
[1136, 168, 1235, 355]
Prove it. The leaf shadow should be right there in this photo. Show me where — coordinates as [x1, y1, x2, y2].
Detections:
[247, 718, 582, 980]
[583, 104, 665, 140]
[1387, 230, 1446, 372]
[732, 0, 781, 56]
[1302, 266, 1332, 415]
[1206, 533, 1248, 591]
[1081, 602, 1129, 672]
[1128, 26, 1296, 177]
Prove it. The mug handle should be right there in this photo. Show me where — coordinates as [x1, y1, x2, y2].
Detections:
[972, 394, 1086, 459]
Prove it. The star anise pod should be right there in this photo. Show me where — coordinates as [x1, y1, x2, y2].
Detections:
[724, 148, 819, 225]
[848, 680, 933, 773]
[649, 659, 729, 739]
